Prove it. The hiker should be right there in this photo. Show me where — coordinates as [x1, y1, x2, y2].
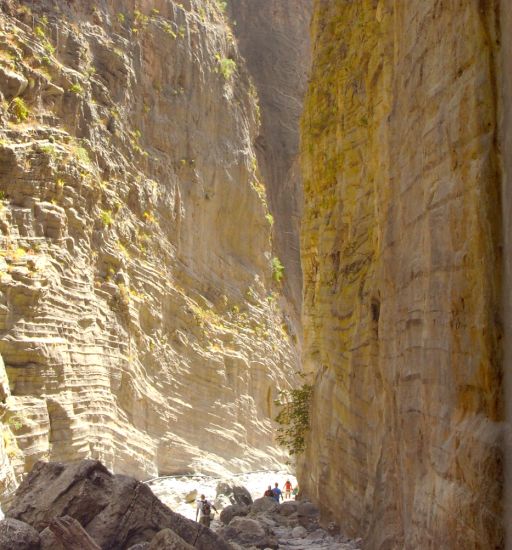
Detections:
[264, 485, 274, 497]
[292, 485, 299, 499]
[284, 479, 292, 499]
[195, 494, 217, 528]
[271, 482, 283, 503]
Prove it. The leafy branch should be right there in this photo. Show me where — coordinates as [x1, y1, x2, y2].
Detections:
[274, 375, 313, 456]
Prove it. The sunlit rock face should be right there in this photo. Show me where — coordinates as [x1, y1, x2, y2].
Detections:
[300, 2, 503, 548]
[227, 0, 312, 330]
[0, 0, 298, 490]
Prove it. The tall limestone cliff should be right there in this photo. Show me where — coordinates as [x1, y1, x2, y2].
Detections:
[300, 2, 503, 548]
[0, 0, 299, 494]
[227, 0, 312, 328]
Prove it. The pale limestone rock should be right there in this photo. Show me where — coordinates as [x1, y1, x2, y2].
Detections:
[0, 0, 298, 494]
[0, 356, 19, 498]
[184, 489, 197, 503]
[0, 66, 28, 99]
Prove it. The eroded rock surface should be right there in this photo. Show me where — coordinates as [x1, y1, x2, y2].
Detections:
[300, 2, 503, 548]
[0, 0, 298, 487]
[0, 517, 40, 550]
[40, 515, 101, 550]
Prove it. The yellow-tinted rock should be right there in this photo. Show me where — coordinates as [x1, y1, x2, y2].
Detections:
[300, 2, 502, 548]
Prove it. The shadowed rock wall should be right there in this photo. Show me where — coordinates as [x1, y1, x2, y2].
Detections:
[500, 3, 512, 549]
[0, 0, 298, 491]
[227, 0, 312, 328]
[300, 1, 503, 548]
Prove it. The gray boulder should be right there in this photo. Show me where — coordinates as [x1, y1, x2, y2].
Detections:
[220, 504, 249, 525]
[0, 518, 40, 550]
[279, 501, 298, 517]
[219, 517, 278, 549]
[216, 482, 253, 506]
[250, 497, 279, 515]
[148, 528, 194, 549]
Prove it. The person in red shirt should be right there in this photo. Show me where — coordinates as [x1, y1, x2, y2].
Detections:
[284, 479, 292, 500]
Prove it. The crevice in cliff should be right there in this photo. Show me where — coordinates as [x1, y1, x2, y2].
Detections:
[227, 0, 313, 336]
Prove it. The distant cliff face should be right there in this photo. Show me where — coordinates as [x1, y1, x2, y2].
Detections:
[0, 0, 298, 491]
[227, 0, 312, 328]
[300, 2, 503, 548]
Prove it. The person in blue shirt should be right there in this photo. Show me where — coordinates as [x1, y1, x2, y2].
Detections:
[271, 482, 283, 503]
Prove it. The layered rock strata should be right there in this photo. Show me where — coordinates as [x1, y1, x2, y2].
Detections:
[227, 0, 312, 326]
[0, 0, 297, 492]
[300, 2, 503, 548]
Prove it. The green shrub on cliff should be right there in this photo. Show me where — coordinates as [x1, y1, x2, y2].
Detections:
[100, 210, 113, 227]
[69, 83, 83, 95]
[274, 377, 313, 456]
[11, 97, 29, 122]
[215, 54, 236, 80]
[271, 256, 284, 282]
[216, 0, 227, 13]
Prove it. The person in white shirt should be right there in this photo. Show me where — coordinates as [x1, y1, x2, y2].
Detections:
[195, 494, 217, 527]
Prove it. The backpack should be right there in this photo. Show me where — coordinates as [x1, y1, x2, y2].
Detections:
[201, 500, 211, 516]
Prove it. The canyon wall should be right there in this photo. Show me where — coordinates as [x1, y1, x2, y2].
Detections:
[300, 1, 503, 548]
[0, 0, 298, 494]
[227, 0, 312, 327]
[500, 3, 512, 549]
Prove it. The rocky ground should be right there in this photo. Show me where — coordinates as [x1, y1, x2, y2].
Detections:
[147, 471, 362, 549]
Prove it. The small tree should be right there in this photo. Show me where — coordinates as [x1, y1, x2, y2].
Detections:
[274, 375, 313, 456]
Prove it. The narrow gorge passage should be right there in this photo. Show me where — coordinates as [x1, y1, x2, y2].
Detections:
[0, 1, 510, 549]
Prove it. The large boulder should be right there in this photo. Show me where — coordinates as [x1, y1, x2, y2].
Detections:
[220, 504, 249, 525]
[148, 528, 194, 549]
[249, 497, 279, 515]
[0, 518, 40, 550]
[216, 482, 253, 506]
[5, 460, 234, 550]
[279, 501, 298, 517]
[39, 516, 101, 550]
[218, 517, 278, 550]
